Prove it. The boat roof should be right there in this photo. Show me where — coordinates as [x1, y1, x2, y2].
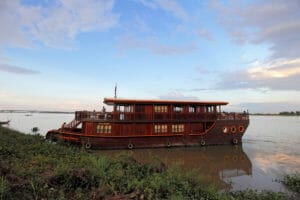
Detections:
[104, 98, 228, 106]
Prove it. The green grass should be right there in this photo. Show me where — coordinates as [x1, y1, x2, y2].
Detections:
[0, 126, 297, 199]
[282, 173, 300, 193]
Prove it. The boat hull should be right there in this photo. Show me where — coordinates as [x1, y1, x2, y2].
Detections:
[46, 120, 248, 149]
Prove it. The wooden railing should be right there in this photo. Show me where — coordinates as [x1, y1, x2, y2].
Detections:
[64, 119, 81, 129]
[75, 111, 111, 120]
[75, 111, 249, 122]
[217, 112, 249, 120]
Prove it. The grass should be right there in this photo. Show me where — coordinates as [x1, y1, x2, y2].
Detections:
[0, 126, 298, 199]
[282, 173, 300, 193]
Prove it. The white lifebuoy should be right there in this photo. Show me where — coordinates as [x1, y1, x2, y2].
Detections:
[128, 143, 133, 149]
[222, 126, 229, 134]
[232, 138, 238, 145]
[167, 141, 171, 147]
[85, 142, 91, 149]
[200, 140, 205, 146]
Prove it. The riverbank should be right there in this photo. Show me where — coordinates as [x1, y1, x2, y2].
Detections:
[0, 126, 298, 199]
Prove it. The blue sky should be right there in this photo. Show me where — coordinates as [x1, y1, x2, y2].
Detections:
[0, 0, 300, 113]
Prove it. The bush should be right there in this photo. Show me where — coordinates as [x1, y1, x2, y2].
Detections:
[50, 168, 100, 191]
[282, 173, 300, 193]
[0, 176, 8, 200]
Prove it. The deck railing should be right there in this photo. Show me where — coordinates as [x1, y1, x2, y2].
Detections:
[75, 111, 249, 122]
[217, 112, 249, 120]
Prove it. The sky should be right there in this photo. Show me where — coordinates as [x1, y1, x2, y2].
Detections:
[0, 0, 300, 113]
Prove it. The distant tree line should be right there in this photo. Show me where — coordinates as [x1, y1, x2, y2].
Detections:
[279, 111, 300, 116]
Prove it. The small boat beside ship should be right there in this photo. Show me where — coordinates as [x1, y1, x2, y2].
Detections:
[46, 97, 249, 149]
[0, 120, 10, 125]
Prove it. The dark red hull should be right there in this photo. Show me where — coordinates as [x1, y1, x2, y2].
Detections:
[46, 119, 248, 149]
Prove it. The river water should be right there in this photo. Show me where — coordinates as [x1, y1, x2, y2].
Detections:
[1, 113, 299, 192]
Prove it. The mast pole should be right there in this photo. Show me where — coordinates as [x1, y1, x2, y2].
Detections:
[114, 83, 117, 98]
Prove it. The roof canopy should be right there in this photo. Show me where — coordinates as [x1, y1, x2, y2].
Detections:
[103, 98, 228, 106]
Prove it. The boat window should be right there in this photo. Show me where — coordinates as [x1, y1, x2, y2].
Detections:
[206, 106, 216, 113]
[207, 106, 214, 113]
[117, 105, 124, 112]
[97, 123, 111, 134]
[173, 106, 183, 113]
[189, 106, 196, 113]
[172, 124, 184, 133]
[154, 124, 168, 133]
[116, 105, 133, 112]
[124, 105, 133, 112]
[154, 106, 168, 113]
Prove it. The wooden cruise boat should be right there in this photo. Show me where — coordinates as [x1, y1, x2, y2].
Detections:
[46, 97, 249, 149]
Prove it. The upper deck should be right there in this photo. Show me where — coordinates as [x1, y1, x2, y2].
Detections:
[74, 98, 248, 122]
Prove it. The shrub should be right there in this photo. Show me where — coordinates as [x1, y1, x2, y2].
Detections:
[0, 176, 8, 200]
[282, 173, 300, 193]
[50, 168, 100, 191]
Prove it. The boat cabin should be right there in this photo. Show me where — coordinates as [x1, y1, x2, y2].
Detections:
[74, 98, 232, 136]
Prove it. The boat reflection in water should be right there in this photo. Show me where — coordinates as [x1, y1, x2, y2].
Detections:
[97, 145, 252, 190]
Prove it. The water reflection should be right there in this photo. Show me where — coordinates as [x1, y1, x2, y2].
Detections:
[254, 153, 300, 174]
[97, 145, 252, 190]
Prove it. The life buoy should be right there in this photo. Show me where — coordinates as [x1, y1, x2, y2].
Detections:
[128, 143, 133, 149]
[222, 126, 229, 134]
[232, 138, 238, 145]
[167, 141, 171, 147]
[231, 126, 237, 134]
[238, 125, 245, 133]
[200, 140, 205, 146]
[85, 142, 91, 149]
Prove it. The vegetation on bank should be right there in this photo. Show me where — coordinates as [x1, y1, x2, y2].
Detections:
[0, 126, 298, 199]
[279, 111, 300, 116]
[251, 111, 300, 116]
[282, 173, 300, 193]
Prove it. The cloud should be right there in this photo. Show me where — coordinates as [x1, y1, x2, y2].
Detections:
[216, 58, 300, 91]
[158, 91, 199, 100]
[117, 35, 197, 55]
[0, 0, 118, 49]
[195, 67, 215, 74]
[154, 0, 188, 20]
[211, 0, 300, 60]
[150, 42, 197, 55]
[135, 0, 188, 20]
[197, 29, 214, 41]
[211, 0, 300, 92]
[0, 63, 39, 75]
[0, 0, 34, 48]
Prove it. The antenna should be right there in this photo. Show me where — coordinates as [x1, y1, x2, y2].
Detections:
[114, 83, 117, 98]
